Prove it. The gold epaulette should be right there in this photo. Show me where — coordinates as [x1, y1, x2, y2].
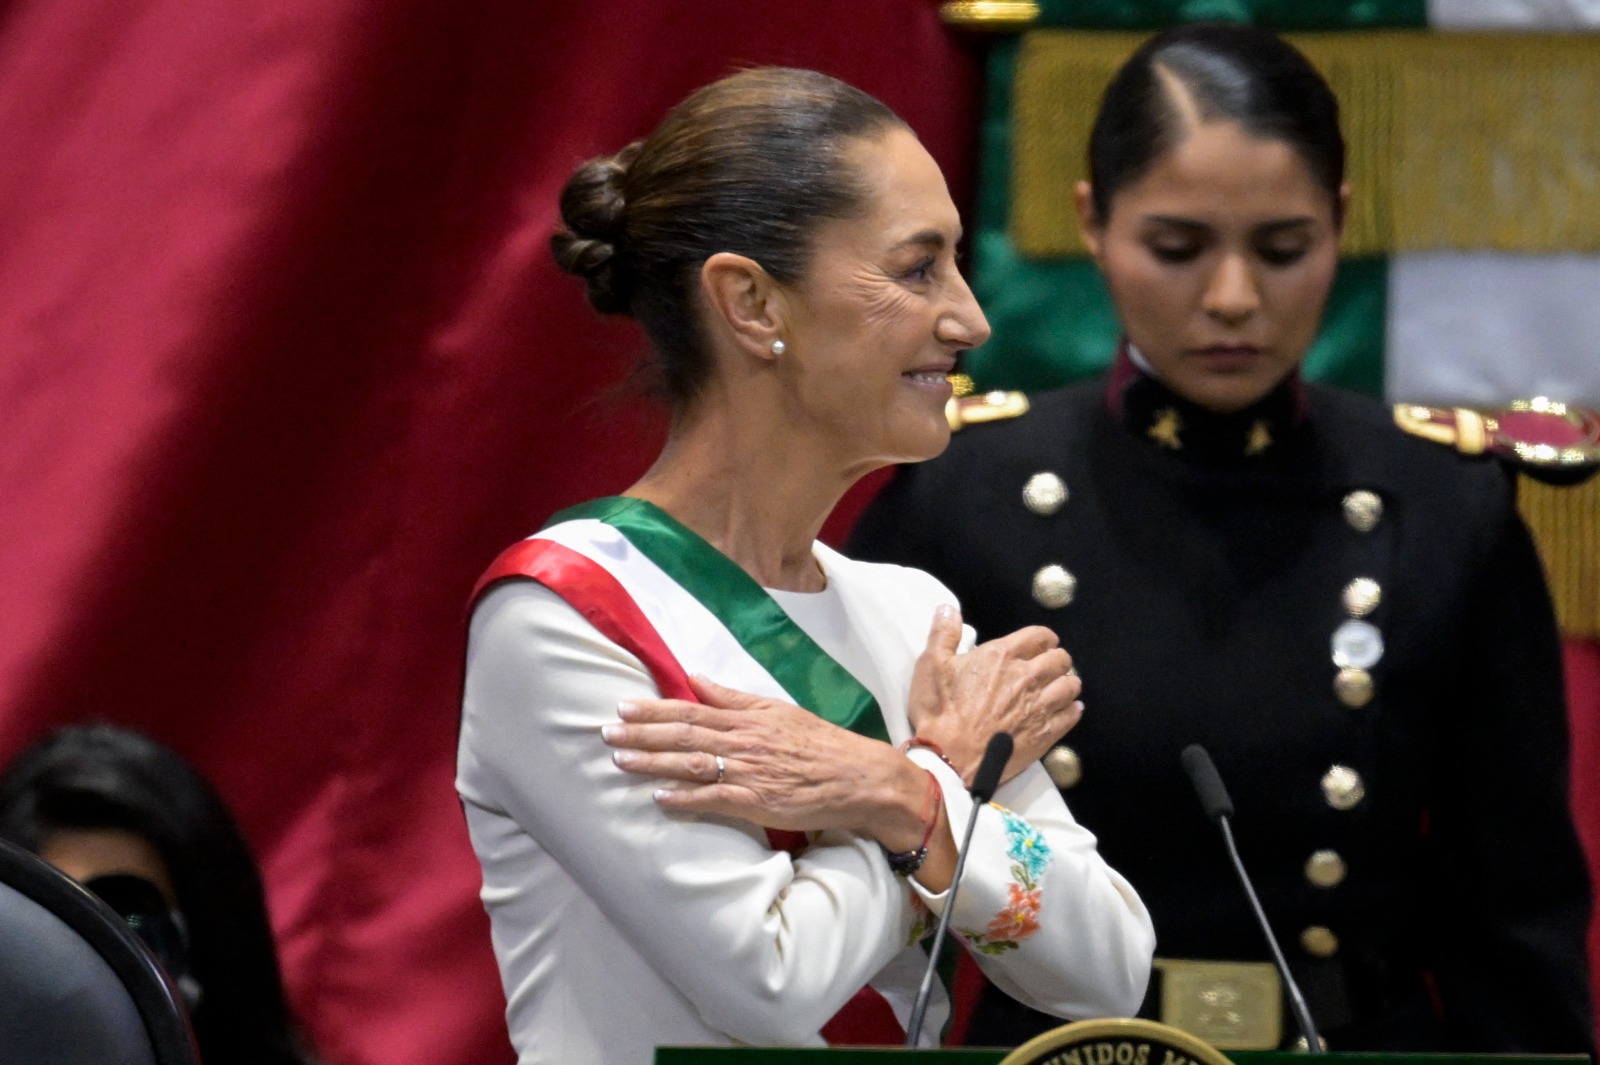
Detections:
[1393, 398, 1600, 475]
[946, 388, 1029, 432]
[938, 1, 1039, 30]
[1395, 399, 1600, 637]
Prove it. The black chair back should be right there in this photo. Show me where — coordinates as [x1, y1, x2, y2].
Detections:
[0, 838, 200, 1065]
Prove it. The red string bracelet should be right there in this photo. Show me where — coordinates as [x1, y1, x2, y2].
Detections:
[900, 736, 957, 773]
[882, 768, 942, 877]
[914, 769, 943, 849]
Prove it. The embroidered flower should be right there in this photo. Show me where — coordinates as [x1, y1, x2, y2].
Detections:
[986, 882, 1042, 940]
[957, 803, 1053, 954]
[1001, 807, 1052, 883]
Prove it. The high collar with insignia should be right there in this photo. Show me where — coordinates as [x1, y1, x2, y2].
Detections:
[1106, 344, 1307, 463]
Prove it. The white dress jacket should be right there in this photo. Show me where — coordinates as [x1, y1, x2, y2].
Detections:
[456, 498, 1154, 1064]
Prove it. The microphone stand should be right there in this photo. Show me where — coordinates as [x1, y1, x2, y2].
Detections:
[903, 731, 1013, 1047]
[1215, 812, 1323, 1053]
[1181, 743, 1323, 1054]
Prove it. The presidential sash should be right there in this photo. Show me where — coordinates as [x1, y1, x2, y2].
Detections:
[470, 496, 921, 1046]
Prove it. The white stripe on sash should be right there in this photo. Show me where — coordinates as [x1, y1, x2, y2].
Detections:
[535, 519, 799, 706]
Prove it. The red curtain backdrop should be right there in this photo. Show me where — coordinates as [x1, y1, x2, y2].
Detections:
[0, 4, 1593, 1063]
[0, 4, 980, 1064]
[1569, 640, 1600, 1029]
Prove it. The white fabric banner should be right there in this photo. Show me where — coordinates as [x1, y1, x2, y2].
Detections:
[1385, 252, 1600, 406]
[1393, 9, 1600, 407]
[1429, 0, 1600, 27]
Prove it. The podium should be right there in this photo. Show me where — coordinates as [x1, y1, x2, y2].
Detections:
[656, 1017, 1591, 1065]
[658, 1049, 1590, 1065]
[658, 1052, 1002, 1064]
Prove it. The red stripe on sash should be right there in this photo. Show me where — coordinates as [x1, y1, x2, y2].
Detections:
[474, 538, 697, 702]
[946, 950, 985, 1046]
[821, 985, 910, 1047]
[472, 538, 907, 1046]
[476, 539, 811, 857]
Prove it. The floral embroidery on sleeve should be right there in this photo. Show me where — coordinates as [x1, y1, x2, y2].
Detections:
[958, 804, 1053, 954]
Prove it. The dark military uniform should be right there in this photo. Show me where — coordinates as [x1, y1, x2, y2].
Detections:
[847, 366, 1595, 1053]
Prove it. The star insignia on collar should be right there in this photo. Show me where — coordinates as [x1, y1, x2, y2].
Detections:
[1148, 407, 1183, 450]
[1245, 419, 1273, 456]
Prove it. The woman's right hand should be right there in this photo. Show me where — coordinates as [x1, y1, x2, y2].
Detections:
[906, 605, 1083, 785]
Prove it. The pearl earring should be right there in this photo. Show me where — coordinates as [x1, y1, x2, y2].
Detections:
[770, 339, 786, 356]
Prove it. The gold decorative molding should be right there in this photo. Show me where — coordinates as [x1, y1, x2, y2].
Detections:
[940, 1, 1040, 31]
[1011, 31, 1600, 257]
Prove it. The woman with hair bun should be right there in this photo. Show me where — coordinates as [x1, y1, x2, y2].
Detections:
[850, 22, 1594, 1053]
[457, 67, 1154, 1064]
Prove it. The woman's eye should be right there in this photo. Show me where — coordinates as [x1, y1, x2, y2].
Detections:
[900, 258, 936, 283]
[1149, 243, 1201, 264]
[1258, 244, 1310, 266]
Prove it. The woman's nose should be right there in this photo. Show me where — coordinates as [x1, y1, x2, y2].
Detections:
[940, 272, 992, 349]
[1203, 252, 1260, 323]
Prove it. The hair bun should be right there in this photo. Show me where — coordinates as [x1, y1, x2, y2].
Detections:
[551, 141, 641, 314]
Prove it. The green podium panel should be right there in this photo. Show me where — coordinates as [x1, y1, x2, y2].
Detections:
[657, 1050, 1002, 1064]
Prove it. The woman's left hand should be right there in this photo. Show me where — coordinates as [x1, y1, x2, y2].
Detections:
[601, 675, 924, 839]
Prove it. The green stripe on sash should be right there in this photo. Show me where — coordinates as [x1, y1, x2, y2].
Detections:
[547, 497, 890, 743]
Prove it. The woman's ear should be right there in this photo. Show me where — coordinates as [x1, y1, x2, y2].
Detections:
[1337, 182, 1352, 238]
[1075, 181, 1105, 261]
[700, 253, 786, 361]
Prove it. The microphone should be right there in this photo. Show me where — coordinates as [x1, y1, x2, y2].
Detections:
[1179, 744, 1233, 821]
[1180, 744, 1323, 1054]
[971, 731, 1013, 803]
[905, 731, 1013, 1047]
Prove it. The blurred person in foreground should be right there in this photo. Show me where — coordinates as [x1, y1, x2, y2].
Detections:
[456, 66, 1154, 1065]
[850, 23, 1594, 1054]
[0, 723, 319, 1065]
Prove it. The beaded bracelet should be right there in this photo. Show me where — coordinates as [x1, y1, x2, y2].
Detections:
[881, 768, 943, 877]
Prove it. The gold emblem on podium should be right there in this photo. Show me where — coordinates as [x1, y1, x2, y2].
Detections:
[999, 1016, 1240, 1065]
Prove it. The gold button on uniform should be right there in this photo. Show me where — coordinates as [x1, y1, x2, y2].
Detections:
[1321, 765, 1366, 810]
[1305, 849, 1347, 888]
[1342, 490, 1383, 533]
[1342, 577, 1382, 618]
[1043, 745, 1082, 789]
[1333, 667, 1374, 708]
[1022, 472, 1068, 515]
[1032, 564, 1078, 609]
[1300, 925, 1340, 957]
